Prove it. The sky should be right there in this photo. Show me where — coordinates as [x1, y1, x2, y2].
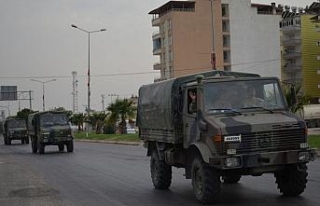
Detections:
[0, 0, 316, 116]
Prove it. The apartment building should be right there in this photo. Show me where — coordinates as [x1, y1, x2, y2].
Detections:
[149, 0, 281, 81]
[280, 2, 320, 103]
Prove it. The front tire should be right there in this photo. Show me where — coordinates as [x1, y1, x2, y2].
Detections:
[32, 138, 38, 153]
[150, 150, 172, 189]
[275, 164, 308, 196]
[58, 144, 64, 152]
[66, 141, 74, 152]
[191, 156, 221, 204]
[38, 143, 45, 154]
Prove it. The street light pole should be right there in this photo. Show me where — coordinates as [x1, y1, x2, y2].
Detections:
[209, 0, 216, 70]
[71, 24, 106, 136]
[30, 79, 56, 111]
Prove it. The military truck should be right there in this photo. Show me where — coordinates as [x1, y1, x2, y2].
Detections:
[3, 117, 29, 145]
[28, 111, 74, 154]
[137, 71, 316, 204]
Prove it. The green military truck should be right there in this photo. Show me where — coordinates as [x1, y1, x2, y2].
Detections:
[3, 117, 29, 145]
[137, 71, 316, 204]
[28, 111, 74, 154]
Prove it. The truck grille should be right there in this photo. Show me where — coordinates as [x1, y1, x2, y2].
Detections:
[224, 129, 305, 154]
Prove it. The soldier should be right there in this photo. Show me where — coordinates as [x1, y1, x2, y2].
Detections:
[243, 87, 264, 107]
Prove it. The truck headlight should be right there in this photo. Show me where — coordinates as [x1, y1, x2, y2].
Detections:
[299, 143, 309, 149]
[298, 152, 310, 162]
[225, 157, 240, 167]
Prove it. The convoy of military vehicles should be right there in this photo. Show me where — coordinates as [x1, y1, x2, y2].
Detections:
[0, 70, 317, 204]
[2, 110, 74, 154]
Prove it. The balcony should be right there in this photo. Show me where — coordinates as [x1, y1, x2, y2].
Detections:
[153, 63, 164, 70]
[283, 52, 301, 59]
[281, 25, 301, 33]
[151, 16, 161, 26]
[282, 39, 301, 46]
[152, 31, 161, 39]
[283, 65, 302, 73]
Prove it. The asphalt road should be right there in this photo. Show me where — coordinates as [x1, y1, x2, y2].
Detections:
[0, 136, 319, 206]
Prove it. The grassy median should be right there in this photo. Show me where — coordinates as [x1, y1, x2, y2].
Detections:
[74, 131, 139, 142]
[74, 132, 320, 148]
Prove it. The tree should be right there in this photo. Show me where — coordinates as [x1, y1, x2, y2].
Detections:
[284, 85, 311, 114]
[70, 113, 85, 131]
[107, 98, 136, 134]
[88, 112, 108, 134]
[16, 108, 37, 122]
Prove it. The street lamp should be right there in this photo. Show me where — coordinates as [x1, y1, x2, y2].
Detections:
[71, 24, 106, 136]
[209, 0, 216, 70]
[30, 79, 56, 111]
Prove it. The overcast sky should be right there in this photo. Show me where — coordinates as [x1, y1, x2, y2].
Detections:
[0, 0, 315, 115]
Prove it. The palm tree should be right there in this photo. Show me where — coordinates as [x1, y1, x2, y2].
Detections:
[88, 112, 108, 134]
[284, 85, 311, 114]
[107, 98, 136, 134]
[71, 113, 85, 131]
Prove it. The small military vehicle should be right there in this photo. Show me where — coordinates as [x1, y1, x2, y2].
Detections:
[137, 71, 316, 204]
[3, 117, 29, 145]
[28, 111, 74, 154]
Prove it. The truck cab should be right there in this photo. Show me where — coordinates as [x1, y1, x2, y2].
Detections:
[28, 111, 74, 154]
[137, 71, 316, 204]
[3, 117, 29, 145]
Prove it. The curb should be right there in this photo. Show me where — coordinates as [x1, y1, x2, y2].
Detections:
[75, 139, 141, 146]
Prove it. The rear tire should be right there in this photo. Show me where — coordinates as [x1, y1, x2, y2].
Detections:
[275, 164, 308, 196]
[150, 150, 172, 189]
[191, 156, 221, 204]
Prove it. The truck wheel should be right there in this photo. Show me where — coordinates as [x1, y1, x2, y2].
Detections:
[66, 141, 74, 152]
[38, 143, 45, 154]
[222, 175, 241, 184]
[58, 144, 64, 152]
[150, 151, 172, 189]
[275, 164, 307, 196]
[191, 156, 221, 204]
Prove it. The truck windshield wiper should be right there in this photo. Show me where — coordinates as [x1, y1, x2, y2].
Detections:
[208, 108, 242, 115]
[241, 107, 273, 113]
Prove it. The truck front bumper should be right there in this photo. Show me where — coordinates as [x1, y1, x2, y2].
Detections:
[209, 149, 316, 170]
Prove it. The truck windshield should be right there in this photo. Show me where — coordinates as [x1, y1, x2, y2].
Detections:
[204, 79, 286, 113]
[40, 114, 68, 126]
[7, 120, 26, 128]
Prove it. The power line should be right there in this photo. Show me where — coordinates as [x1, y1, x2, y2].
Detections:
[0, 58, 282, 80]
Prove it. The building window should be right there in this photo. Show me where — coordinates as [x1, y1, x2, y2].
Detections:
[222, 4, 229, 17]
[222, 21, 229, 32]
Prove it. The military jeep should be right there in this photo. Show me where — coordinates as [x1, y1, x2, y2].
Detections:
[28, 111, 74, 154]
[3, 117, 29, 145]
[137, 71, 316, 204]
